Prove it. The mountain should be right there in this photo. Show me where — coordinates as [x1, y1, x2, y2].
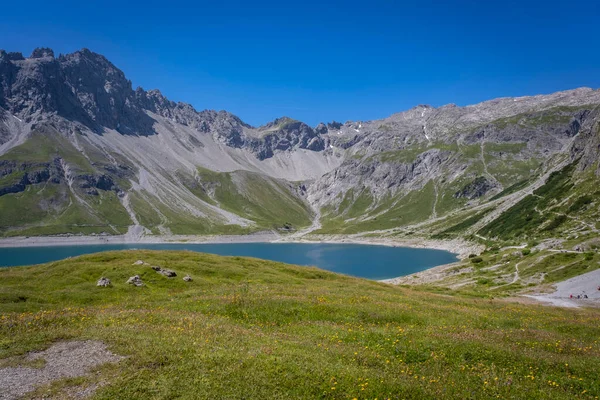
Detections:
[1, 47, 599, 245]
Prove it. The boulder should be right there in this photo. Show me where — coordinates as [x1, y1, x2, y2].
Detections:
[132, 260, 145, 265]
[183, 275, 192, 282]
[152, 266, 177, 277]
[126, 275, 143, 286]
[96, 277, 111, 287]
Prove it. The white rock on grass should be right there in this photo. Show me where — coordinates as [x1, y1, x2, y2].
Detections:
[126, 275, 144, 287]
[96, 277, 111, 287]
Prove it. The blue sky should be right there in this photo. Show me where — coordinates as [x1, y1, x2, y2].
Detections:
[2, 0, 599, 126]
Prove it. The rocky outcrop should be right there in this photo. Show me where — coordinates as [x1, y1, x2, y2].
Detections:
[250, 117, 326, 160]
[454, 177, 497, 199]
[0, 161, 54, 196]
[77, 174, 117, 192]
[30, 48, 55, 59]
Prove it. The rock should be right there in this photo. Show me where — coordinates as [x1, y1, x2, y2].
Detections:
[183, 275, 192, 282]
[315, 123, 328, 135]
[454, 177, 497, 199]
[126, 275, 143, 286]
[96, 277, 111, 287]
[132, 260, 145, 265]
[30, 47, 55, 59]
[152, 266, 177, 277]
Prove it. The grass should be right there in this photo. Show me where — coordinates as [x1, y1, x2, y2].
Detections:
[478, 163, 577, 240]
[317, 182, 437, 234]
[490, 179, 531, 201]
[432, 208, 495, 239]
[195, 168, 312, 230]
[0, 250, 599, 399]
[0, 128, 95, 173]
[0, 183, 131, 237]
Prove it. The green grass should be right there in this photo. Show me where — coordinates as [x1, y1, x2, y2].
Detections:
[195, 167, 312, 230]
[317, 182, 436, 234]
[490, 179, 531, 201]
[432, 208, 495, 239]
[0, 128, 95, 173]
[478, 163, 577, 240]
[0, 182, 131, 237]
[1, 250, 599, 399]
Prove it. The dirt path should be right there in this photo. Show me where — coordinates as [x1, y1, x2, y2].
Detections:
[0, 341, 123, 400]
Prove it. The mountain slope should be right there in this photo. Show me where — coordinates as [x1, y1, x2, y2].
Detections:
[1, 47, 599, 242]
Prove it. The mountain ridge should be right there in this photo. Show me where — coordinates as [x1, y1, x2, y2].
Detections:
[1, 47, 599, 246]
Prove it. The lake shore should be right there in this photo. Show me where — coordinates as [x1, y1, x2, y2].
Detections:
[0, 233, 480, 258]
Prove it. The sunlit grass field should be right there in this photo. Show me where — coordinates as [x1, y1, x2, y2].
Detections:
[1, 250, 599, 399]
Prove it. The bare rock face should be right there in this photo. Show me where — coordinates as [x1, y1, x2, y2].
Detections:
[126, 275, 144, 286]
[249, 117, 326, 160]
[30, 47, 55, 59]
[96, 277, 111, 287]
[454, 177, 497, 199]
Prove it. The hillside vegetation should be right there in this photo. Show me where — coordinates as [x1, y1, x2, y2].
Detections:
[1, 250, 599, 399]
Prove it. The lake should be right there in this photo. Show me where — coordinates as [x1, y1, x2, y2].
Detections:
[0, 242, 457, 280]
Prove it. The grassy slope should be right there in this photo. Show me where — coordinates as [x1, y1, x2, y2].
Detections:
[317, 136, 543, 235]
[0, 130, 313, 236]
[1, 250, 599, 399]
[414, 245, 600, 298]
[195, 167, 312, 230]
[0, 130, 132, 236]
[478, 162, 600, 242]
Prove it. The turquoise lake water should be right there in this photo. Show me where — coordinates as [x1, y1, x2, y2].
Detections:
[0, 243, 457, 280]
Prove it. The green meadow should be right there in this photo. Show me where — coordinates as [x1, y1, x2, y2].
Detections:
[0, 250, 599, 399]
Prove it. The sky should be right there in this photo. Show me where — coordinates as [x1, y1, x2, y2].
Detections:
[1, 0, 599, 126]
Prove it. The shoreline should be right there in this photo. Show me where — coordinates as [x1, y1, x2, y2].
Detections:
[0, 233, 480, 257]
[0, 233, 480, 283]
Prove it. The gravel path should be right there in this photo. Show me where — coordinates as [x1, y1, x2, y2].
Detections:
[524, 268, 600, 308]
[0, 341, 123, 400]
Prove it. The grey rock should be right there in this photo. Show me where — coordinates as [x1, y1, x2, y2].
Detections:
[96, 277, 111, 287]
[126, 275, 143, 286]
[152, 266, 177, 277]
[183, 275, 192, 282]
[30, 47, 55, 59]
[454, 177, 497, 199]
[315, 123, 328, 135]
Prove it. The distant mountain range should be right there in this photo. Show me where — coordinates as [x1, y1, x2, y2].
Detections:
[1, 47, 599, 244]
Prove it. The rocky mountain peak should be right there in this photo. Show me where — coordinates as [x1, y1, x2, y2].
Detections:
[30, 47, 55, 59]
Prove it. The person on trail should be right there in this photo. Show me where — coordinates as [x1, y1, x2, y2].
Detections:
[584, 294, 588, 299]
[570, 294, 573, 299]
